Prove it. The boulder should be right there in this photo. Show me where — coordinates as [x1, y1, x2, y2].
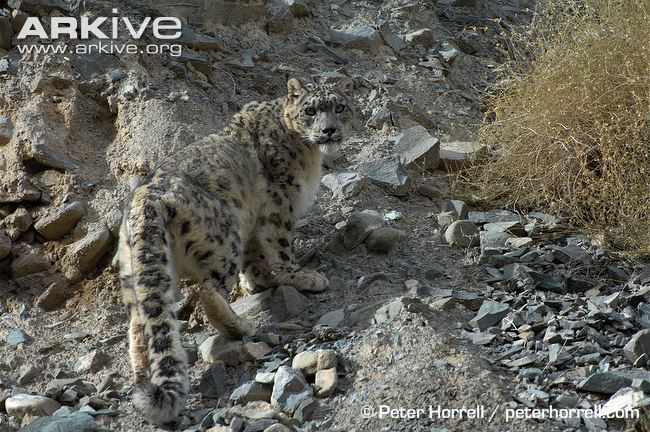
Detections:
[34, 201, 85, 240]
[357, 158, 410, 196]
[270, 366, 312, 414]
[328, 25, 382, 51]
[394, 125, 440, 171]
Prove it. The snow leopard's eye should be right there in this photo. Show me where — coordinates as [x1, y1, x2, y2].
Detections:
[335, 104, 346, 113]
[305, 107, 316, 116]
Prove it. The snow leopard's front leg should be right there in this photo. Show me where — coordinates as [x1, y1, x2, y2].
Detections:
[256, 184, 328, 293]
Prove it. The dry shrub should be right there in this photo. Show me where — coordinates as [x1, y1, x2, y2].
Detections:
[465, 0, 650, 254]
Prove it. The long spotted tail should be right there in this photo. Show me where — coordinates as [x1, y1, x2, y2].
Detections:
[119, 186, 188, 424]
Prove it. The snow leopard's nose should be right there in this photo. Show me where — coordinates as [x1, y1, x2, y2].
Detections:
[322, 127, 337, 136]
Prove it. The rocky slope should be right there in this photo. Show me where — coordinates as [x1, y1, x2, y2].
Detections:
[1, 0, 649, 431]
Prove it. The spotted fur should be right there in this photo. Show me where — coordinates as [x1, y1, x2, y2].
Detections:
[118, 78, 353, 424]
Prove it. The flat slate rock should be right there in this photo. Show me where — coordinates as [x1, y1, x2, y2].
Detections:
[578, 370, 650, 395]
[469, 301, 509, 331]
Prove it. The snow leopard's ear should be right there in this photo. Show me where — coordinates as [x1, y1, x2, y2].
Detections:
[337, 79, 353, 98]
[287, 78, 307, 99]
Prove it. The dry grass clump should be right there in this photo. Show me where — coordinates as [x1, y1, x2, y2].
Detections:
[465, 0, 650, 254]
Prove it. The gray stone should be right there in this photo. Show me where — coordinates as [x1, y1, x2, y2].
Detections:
[577, 370, 650, 395]
[357, 157, 410, 196]
[34, 282, 68, 312]
[405, 29, 433, 48]
[314, 368, 337, 397]
[518, 368, 543, 379]
[30, 144, 79, 171]
[71, 52, 118, 80]
[608, 266, 630, 282]
[0, 17, 12, 51]
[0, 116, 13, 145]
[232, 289, 274, 319]
[479, 230, 513, 250]
[343, 211, 384, 249]
[7, 330, 29, 346]
[185, 346, 198, 365]
[18, 365, 39, 385]
[34, 201, 85, 240]
[244, 419, 278, 432]
[105, 209, 122, 237]
[265, 2, 292, 30]
[230, 381, 272, 404]
[366, 107, 393, 129]
[317, 349, 337, 370]
[272, 285, 306, 319]
[258, 333, 280, 346]
[199, 336, 243, 366]
[438, 141, 483, 172]
[452, 290, 484, 310]
[5, 394, 60, 416]
[599, 387, 650, 418]
[436, 211, 458, 231]
[263, 424, 292, 432]
[189, 0, 266, 26]
[270, 366, 312, 415]
[0, 231, 11, 259]
[266, 0, 309, 31]
[305, 37, 349, 65]
[255, 371, 276, 385]
[293, 397, 318, 423]
[292, 351, 318, 377]
[512, 265, 565, 293]
[74, 350, 108, 373]
[243, 342, 272, 361]
[431, 297, 456, 311]
[19, 411, 98, 432]
[177, 26, 226, 51]
[440, 199, 468, 219]
[357, 271, 389, 289]
[0, 57, 9, 74]
[199, 361, 226, 399]
[445, 220, 479, 248]
[365, 227, 403, 253]
[5, 206, 32, 233]
[394, 126, 440, 171]
[624, 330, 650, 366]
[284, 0, 310, 17]
[328, 25, 382, 51]
[549, 244, 589, 264]
[227, 400, 278, 422]
[378, 20, 406, 53]
[316, 309, 345, 328]
[63, 227, 111, 281]
[582, 415, 608, 432]
[483, 221, 526, 236]
[462, 331, 495, 345]
[469, 210, 521, 224]
[44, 378, 96, 399]
[374, 298, 411, 324]
[321, 172, 365, 199]
[469, 301, 509, 331]
[7, 0, 68, 15]
[505, 237, 533, 249]
[11, 253, 50, 278]
[477, 248, 501, 265]
[437, 0, 476, 6]
[439, 40, 460, 62]
[418, 59, 447, 72]
[566, 275, 596, 293]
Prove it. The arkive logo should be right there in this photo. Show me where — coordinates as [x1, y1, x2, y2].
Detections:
[16, 8, 182, 40]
